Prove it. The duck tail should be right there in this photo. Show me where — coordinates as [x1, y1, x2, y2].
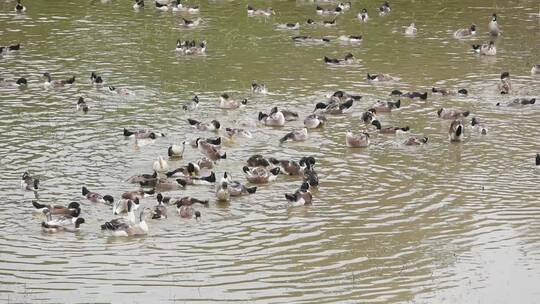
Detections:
[176, 179, 188, 187]
[401, 126, 410, 132]
[9, 43, 20, 51]
[536, 154, 540, 166]
[246, 186, 257, 194]
[530, 98, 536, 104]
[202, 172, 216, 183]
[209, 137, 221, 146]
[420, 92, 428, 100]
[65, 76, 76, 84]
[285, 192, 298, 202]
[339, 99, 354, 110]
[258, 112, 268, 121]
[432, 87, 439, 93]
[279, 133, 293, 143]
[32, 201, 46, 209]
[241, 99, 248, 105]
[187, 118, 200, 126]
[123, 128, 134, 136]
[82, 186, 90, 196]
[220, 152, 227, 159]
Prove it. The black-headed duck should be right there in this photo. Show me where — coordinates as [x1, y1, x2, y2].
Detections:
[324, 53, 355, 65]
[314, 99, 354, 115]
[449, 120, 465, 142]
[373, 100, 400, 112]
[371, 120, 409, 134]
[268, 158, 304, 176]
[280, 128, 308, 143]
[108, 86, 132, 96]
[259, 107, 286, 127]
[187, 118, 221, 131]
[15, 0, 26, 12]
[196, 138, 226, 161]
[102, 207, 151, 236]
[133, 0, 144, 9]
[176, 40, 206, 55]
[82, 186, 114, 204]
[189, 136, 221, 148]
[165, 162, 199, 177]
[220, 93, 247, 109]
[471, 117, 488, 135]
[42, 218, 85, 233]
[404, 136, 428, 146]
[152, 193, 168, 219]
[437, 108, 470, 119]
[0, 43, 20, 53]
[182, 17, 202, 28]
[346, 130, 370, 148]
[247, 154, 271, 167]
[43, 72, 75, 88]
[155, 1, 169, 11]
[329, 90, 362, 102]
[293, 35, 330, 44]
[243, 166, 280, 184]
[361, 108, 377, 124]
[432, 87, 468, 96]
[251, 80, 267, 94]
[126, 171, 158, 184]
[304, 114, 327, 129]
[472, 41, 496, 56]
[496, 98, 536, 107]
[378, 1, 390, 16]
[182, 95, 199, 111]
[0, 77, 27, 88]
[168, 141, 186, 158]
[301, 157, 318, 188]
[90, 72, 103, 86]
[197, 157, 213, 170]
[176, 171, 216, 186]
[76, 97, 89, 113]
[122, 189, 155, 201]
[276, 22, 300, 30]
[454, 24, 476, 39]
[316, 5, 342, 15]
[123, 128, 165, 139]
[32, 201, 80, 217]
[21, 172, 39, 191]
[247, 5, 275, 16]
[357, 8, 368, 22]
[489, 13, 500, 36]
[225, 128, 253, 139]
[223, 173, 257, 197]
[367, 73, 397, 82]
[498, 72, 511, 94]
[285, 182, 312, 207]
[172, 0, 199, 13]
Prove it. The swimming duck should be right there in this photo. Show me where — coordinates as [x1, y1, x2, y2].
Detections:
[489, 13, 500, 36]
[246, 154, 271, 167]
[449, 120, 464, 142]
[155, 1, 169, 11]
[140, 177, 187, 190]
[472, 41, 496, 56]
[0, 77, 27, 88]
[471, 117, 488, 135]
[496, 98, 536, 107]
[182, 95, 199, 111]
[133, 0, 144, 9]
[498, 72, 511, 94]
[322, 19, 337, 27]
[176, 172, 216, 186]
[329, 91, 362, 102]
[454, 24, 476, 39]
[220, 93, 247, 109]
[251, 80, 267, 94]
[304, 114, 327, 129]
[182, 17, 202, 27]
[243, 166, 280, 184]
[285, 182, 312, 207]
[361, 108, 377, 124]
[90, 72, 104, 86]
[437, 108, 470, 119]
[378, 1, 390, 16]
[123, 128, 165, 139]
[338, 35, 362, 43]
[165, 162, 199, 177]
[176, 202, 202, 219]
[337, 2, 351, 11]
[431, 87, 468, 96]
[187, 118, 221, 131]
[367, 73, 396, 82]
[316, 5, 342, 15]
[196, 138, 226, 161]
[280, 128, 308, 143]
[188, 136, 221, 148]
[122, 189, 155, 201]
[176, 40, 206, 54]
[15, 0, 26, 12]
[373, 100, 400, 112]
[399, 91, 428, 100]
[404, 136, 428, 146]
[108, 86, 132, 96]
[82, 187, 114, 204]
[324, 53, 355, 65]
[153, 156, 169, 174]
[168, 142, 186, 158]
[247, 5, 275, 16]
[21, 172, 39, 191]
[0, 43, 20, 53]
[32, 201, 80, 217]
[405, 23, 417, 36]
[301, 157, 318, 188]
[276, 23, 300, 30]
[346, 130, 370, 147]
[292, 35, 330, 44]
[76, 97, 89, 113]
[279, 110, 298, 121]
[225, 127, 252, 139]
[222, 172, 257, 196]
[314, 99, 354, 115]
[357, 8, 368, 22]
[197, 157, 213, 170]
[215, 180, 230, 202]
[172, 0, 199, 13]
[42, 217, 85, 233]
[268, 158, 304, 176]
[101, 207, 151, 236]
[152, 193, 168, 219]
[43, 72, 75, 88]
[371, 120, 409, 134]
[531, 65, 540, 75]
[259, 107, 286, 127]
[126, 171, 158, 184]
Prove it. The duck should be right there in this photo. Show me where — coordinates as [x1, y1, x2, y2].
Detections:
[361, 108, 377, 124]
[536, 154, 540, 167]
[285, 182, 312, 207]
[324, 53, 354, 65]
[168, 142, 186, 158]
[322, 19, 337, 27]
[357, 8, 369, 22]
[182, 17, 202, 27]
[82, 187, 114, 204]
[251, 80, 267, 94]
[280, 128, 308, 143]
[454, 24, 476, 39]
[175, 201, 203, 219]
[367, 73, 396, 81]
[301, 157, 318, 188]
[338, 35, 362, 43]
[0, 43, 20, 53]
[498, 72, 511, 94]
[142, 178, 187, 190]
[155, 1, 169, 11]
[187, 118, 221, 131]
[108, 86, 132, 96]
[398, 91, 428, 100]
[123, 128, 165, 139]
[90, 72, 103, 86]
[43, 72, 75, 88]
[246, 154, 272, 167]
[188, 136, 221, 148]
[437, 108, 470, 119]
[472, 41, 496, 56]
[176, 40, 206, 55]
[373, 100, 400, 112]
[316, 5, 342, 15]
[405, 23, 417, 36]
[304, 114, 327, 129]
[329, 90, 362, 102]
[247, 5, 274, 16]
[292, 35, 330, 44]
[197, 157, 213, 170]
[176, 172, 216, 186]
[489, 13, 500, 36]
[276, 22, 300, 30]
[122, 189, 155, 201]
[346, 130, 370, 148]
[449, 120, 465, 142]
[133, 0, 144, 9]
[268, 158, 304, 176]
[182, 95, 199, 111]
[378, 1, 390, 16]
[153, 156, 169, 173]
[32, 201, 80, 216]
[243, 166, 280, 184]
[165, 162, 199, 177]
[225, 127, 253, 139]
[172, 0, 199, 13]
[222, 172, 257, 196]
[471, 117, 488, 135]
[337, 2, 351, 11]
[404, 136, 428, 146]
[219, 93, 247, 109]
[259, 107, 286, 127]
[152, 193, 168, 219]
[21, 172, 39, 191]
[371, 120, 410, 134]
[15, 0, 26, 12]
[101, 208, 151, 237]
[432, 87, 468, 96]
[196, 138, 226, 161]
[126, 171, 158, 184]
[0, 77, 27, 88]
[76, 97, 89, 113]
[42, 217, 85, 233]
[314, 99, 354, 114]
[496, 98, 536, 107]
[531, 65, 540, 75]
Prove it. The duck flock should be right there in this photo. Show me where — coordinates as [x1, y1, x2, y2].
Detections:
[4, 0, 540, 237]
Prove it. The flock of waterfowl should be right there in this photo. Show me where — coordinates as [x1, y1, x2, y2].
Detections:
[3, 0, 540, 237]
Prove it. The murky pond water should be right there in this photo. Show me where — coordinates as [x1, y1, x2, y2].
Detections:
[1, 0, 539, 302]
